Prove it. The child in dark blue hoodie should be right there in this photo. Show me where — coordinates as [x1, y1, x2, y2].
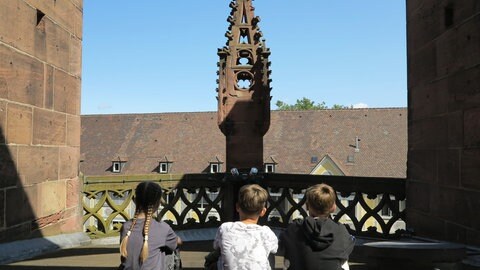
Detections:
[279, 183, 355, 270]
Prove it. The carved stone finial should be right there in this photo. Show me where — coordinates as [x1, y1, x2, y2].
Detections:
[217, 0, 272, 170]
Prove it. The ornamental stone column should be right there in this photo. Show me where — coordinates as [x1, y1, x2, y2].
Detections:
[217, 0, 272, 172]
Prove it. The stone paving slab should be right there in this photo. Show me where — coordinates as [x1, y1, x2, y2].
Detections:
[0, 245, 118, 270]
[0, 244, 368, 270]
[0, 245, 212, 270]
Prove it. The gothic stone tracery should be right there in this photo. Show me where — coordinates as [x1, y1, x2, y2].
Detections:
[217, 0, 272, 170]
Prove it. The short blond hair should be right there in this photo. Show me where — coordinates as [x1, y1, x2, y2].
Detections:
[238, 184, 268, 215]
[305, 183, 336, 215]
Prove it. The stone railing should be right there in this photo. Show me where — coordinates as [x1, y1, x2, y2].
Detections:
[82, 173, 407, 239]
[260, 174, 407, 238]
[82, 174, 224, 238]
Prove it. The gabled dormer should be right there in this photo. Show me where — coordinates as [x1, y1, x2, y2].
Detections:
[264, 155, 278, 173]
[158, 156, 173, 174]
[209, 156, 224, 173]
[112, 156, 127, 173]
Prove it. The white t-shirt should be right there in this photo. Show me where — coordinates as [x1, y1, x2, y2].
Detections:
[214, 221, 278, 270]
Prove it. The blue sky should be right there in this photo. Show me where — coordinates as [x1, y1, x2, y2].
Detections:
[81, 1, 407, 115]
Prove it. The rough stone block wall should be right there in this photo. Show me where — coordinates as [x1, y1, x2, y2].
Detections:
[407, 0, 480, 245]
[0, 0, 83, 242]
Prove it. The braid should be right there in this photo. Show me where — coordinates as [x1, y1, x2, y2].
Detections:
[139, 206, 154, 263]
[127, 181, 163, 264]
[120, 211, 139, 258]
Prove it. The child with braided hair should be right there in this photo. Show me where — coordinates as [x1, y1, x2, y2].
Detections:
[119, 181, 179, 270]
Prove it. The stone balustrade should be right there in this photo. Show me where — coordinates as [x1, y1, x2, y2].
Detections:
[82, 173, 407, 239]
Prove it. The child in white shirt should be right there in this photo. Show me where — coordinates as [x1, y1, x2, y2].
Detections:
[214, 184, 278, 270]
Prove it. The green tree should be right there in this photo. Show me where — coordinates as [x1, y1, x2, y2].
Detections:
[275, 97, 350, 110]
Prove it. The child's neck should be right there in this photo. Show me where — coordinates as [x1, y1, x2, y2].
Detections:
[240, 218, 258, 224]
[310, 214, 330, 219]
[239, 213, 259, 224]
[309, 209, 330, 219]
[137, 212, 147, 219]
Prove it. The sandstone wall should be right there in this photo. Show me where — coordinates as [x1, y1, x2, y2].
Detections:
[407, 0, 480, 245]
[0, 0, 82, 242]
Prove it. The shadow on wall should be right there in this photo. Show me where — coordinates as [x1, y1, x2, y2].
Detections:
[218, 99, 270, 171]
[0, 126, 45, 243]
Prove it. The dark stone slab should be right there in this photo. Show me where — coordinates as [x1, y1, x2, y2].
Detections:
[363, 240, 466, 270]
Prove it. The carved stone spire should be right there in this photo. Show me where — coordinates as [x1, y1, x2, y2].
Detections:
[217, 0, 272, 171]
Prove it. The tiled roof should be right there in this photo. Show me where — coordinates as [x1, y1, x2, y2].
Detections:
[81, 108, 407, 178]
[264, 109, 407, 177]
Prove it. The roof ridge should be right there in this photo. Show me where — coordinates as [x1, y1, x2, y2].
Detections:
[82, 107, 407, 117]
[272, 107, 407, 112]
[81, 111, 217, 117]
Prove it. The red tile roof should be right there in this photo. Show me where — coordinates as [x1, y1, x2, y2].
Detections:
[81, 108, 407, 178]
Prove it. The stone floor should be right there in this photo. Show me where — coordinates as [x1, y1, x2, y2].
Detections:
[0, 245, 211, 270]
[3, 236, 479, 270]
[0, 246, 120, 270]
[0, 243, 368, 270]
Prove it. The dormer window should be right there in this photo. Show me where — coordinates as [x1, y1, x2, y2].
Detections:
[112, 156, 127, 173]
[210, 163, 221, 173]
[158, 156, 173, 174]
[112, 159, 127, 173]
[265, 163, 275, 173]
[112, 162, 122, 173]
[208, 155, 224, 174]
[264, 156, 278, 173]
[159, 162, 169, 174]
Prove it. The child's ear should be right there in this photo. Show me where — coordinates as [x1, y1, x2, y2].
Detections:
[259, 207, 267, 217]
[330, 204, 337, 214]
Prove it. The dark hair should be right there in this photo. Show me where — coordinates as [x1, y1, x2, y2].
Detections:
[134, 181, 163, 211]
[120, 181, 163, 263]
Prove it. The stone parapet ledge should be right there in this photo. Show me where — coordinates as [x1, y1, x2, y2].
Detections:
[0, 232, 90, 265]
[360, 238, 467, 270]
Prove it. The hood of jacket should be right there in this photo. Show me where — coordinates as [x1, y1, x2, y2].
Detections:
[299, 216, 339, 251]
